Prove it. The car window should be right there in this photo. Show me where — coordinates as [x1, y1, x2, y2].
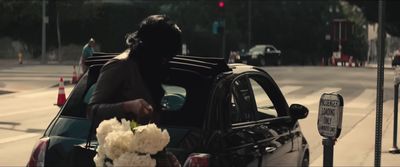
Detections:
[61, 74, 89, 118]
[158, 79, 209, 128]
[249, 78, 278, 120]
[230, 76, 254, 124]
[161, 85, 186, 111]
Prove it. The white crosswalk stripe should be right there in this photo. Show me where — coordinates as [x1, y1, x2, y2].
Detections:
[281, 85, 377, 112]
[345, 89, 375, 109]
[279, 85, 302, 95]
[286, 87, 342, 106]
[252, 84, 377, 113]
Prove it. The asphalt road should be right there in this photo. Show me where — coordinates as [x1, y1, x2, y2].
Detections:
[0, 64, 74, 166]
[0, 65, 396, 166]
[0, 86, 74, 166]
[0, 64, 75, 93]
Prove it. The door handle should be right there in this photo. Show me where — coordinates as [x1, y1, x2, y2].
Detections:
[264, 147, 277, 153]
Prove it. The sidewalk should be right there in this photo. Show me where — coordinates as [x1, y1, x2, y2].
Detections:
[0, 59, 78, 93]
[364, 63, 394, 69]
[310, 100, 400, 166]
[0, 58, 76, 67]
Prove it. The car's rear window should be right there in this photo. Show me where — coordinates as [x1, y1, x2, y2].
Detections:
[159, 83, 209, 128]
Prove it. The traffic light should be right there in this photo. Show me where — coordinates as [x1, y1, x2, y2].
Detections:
[218, 1, 225, 8]
[214, 1, 225, 35]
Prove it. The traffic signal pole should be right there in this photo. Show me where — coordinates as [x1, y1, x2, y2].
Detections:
[389, 82, 400, 153]
[222, 20, 226, 60]
[218, 1, 226, 60]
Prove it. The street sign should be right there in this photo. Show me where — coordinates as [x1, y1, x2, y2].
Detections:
[318, 93, 344, 138]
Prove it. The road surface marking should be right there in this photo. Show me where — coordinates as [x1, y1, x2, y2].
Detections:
[19, 90, 57, 98]
[0, 106, 56, 117]
[19, 87, 73, 98]
[345, 89, 375, 109]
[308, 110, 367, 116]
[280, 85, 303, 95]
[290, 87, 342, 105]
[0, 133, 39, 144]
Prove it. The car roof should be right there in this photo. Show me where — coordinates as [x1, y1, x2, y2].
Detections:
[85, 53, 263, 82]
[228, 63, 264, 75]
[168, 55, 231, 79]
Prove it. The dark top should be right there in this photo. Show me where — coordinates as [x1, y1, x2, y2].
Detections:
[88, 52, 156, 126]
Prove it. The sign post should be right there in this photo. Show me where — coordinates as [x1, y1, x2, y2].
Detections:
[390, 67, 400, 153]
[318, 93, 344, 167]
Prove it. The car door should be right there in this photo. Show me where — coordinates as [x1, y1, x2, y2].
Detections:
[246, 74, 299, 167]
[223, 76, 261, 167]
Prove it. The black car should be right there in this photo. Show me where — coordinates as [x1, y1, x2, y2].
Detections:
[27, 53, 309, 167]
[246, 45, 282, 66]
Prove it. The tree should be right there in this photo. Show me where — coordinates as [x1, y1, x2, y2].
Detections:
[346, 0, 400, 37]
[0, 0, 370, 65]
[0, 0, 42, 57]
[341, 1, 368, 61]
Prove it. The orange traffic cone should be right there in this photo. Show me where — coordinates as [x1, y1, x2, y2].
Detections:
[72, 65, 78, 84]
[56, 77, 66, 107]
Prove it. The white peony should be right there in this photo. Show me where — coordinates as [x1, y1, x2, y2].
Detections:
[132, 123, 170, 154]
[96, 118, 123, 145]
[94, 118, 171, 167]
[103, 130, 134, 160]
[93, 154, 105, 167]
[113, 152, 156, 167]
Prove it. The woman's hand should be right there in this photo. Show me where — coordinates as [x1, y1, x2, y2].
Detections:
[122, 99, 153, 120]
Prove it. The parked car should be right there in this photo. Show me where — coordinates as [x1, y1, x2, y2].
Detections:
[246, 44, 282, 66]
[27, 53, 309, 167]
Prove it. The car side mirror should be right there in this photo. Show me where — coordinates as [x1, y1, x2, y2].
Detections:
[289, 104, 308, 120]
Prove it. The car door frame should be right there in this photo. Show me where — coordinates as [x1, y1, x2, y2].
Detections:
[244, 71, 301, 166]
[221, 73, 262, 167]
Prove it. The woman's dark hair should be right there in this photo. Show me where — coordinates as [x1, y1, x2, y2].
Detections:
[126, 15, 182, 60]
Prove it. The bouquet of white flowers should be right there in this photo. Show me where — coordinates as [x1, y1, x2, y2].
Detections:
[94, 118, 171, 167]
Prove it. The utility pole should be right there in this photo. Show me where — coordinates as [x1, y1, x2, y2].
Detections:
[57, 12, 62, 63]
[247, 0, 252, 49]
[333, 19, 346, 57]
[41, 0, 47, 64]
